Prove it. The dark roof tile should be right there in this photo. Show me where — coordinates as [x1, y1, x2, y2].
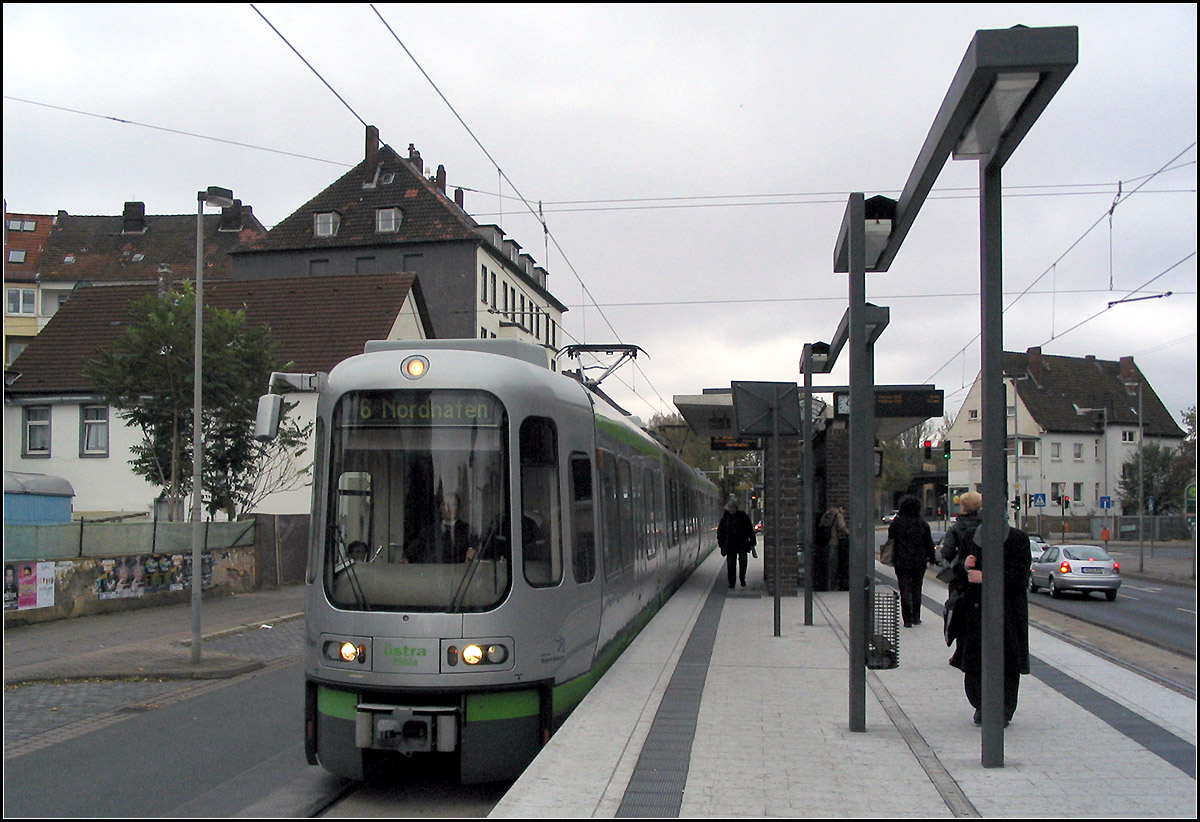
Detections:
[5, 273, 425, 395]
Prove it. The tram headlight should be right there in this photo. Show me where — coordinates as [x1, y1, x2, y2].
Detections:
[401, 355, 429, 380]
[444, 639, 512, 670]
[323, 638, 368, 665]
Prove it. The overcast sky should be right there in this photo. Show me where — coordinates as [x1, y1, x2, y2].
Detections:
[4, 3, 1196, 429]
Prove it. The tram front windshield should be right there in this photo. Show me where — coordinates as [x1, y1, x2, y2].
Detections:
[325, 389, 510, 612]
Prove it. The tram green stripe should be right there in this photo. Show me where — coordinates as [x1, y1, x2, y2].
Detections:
[595, 415, 666, 459]
[467, 689, 540, 721]
[318, 685, 359, 721]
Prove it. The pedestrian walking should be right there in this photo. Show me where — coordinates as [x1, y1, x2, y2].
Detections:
[886, 495, 936, 627]
[718, 497, 756, 589]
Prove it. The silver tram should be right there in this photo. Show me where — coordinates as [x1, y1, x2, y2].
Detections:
[257, 338, 719, 783]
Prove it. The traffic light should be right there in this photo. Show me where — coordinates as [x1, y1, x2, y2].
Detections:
[923, 440, 932, 459]
[943, 440, 951, 459]
[1012, 496, 1021, 511]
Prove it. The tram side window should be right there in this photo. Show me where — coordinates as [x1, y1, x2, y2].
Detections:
[569, 454, 596, 583]
[617, 457, 634, 571]
[599, 450, 621, 580]
[643, 468, 658, 559]
[521, 417, 561, 587]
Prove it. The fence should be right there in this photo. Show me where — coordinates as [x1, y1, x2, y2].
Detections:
[3, 519, 256, 562]
[1015, 514, 1192, 542]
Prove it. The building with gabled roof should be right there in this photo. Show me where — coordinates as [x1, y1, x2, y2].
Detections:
[3, 210, 56, 365]
[3, 272, 430, 517]
[232, 126, 567, 361]
[2, 200, 266, 367]
[945, 346, 1186, 519]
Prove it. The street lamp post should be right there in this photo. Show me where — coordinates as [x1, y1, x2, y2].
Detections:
[830, 26, 1077, 765]
[191, 185, 235, 665]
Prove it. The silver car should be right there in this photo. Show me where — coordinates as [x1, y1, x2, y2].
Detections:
[1028, 543, 1121, 600]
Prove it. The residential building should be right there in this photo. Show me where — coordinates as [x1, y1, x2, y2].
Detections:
[2, 199, 265, 366]
[946, 347, 1186, 517]
[3, 272, 431, 518]
[231, 126, 567, 363]
[3, 210, 55, 365]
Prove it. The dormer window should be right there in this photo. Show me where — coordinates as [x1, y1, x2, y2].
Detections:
[314, 212, 341, 238]
[376, 207, 402, 234]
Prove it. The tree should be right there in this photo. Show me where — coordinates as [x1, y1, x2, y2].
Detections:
[84, 284, 309, 520]
[1116, 441, 1190, 515]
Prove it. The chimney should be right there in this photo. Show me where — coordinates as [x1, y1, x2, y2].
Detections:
[218, 200, 243, 232]
[365, 125, 379, 168]
[1119, 356, 1137, 384]
[454, 187, 464, 209]
[156, 263, 171, 298]
[1026, 346, 1044, 385]
[434, 164, 446, 193]
[408, 143, 423, 174]
[122, 201, 146, 234]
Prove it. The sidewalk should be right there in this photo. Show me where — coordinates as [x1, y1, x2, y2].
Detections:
[491, 549, 1196, 818]
[3, 584, 306, 686]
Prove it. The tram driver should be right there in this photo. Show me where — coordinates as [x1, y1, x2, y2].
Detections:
[405, 493, 476, 564]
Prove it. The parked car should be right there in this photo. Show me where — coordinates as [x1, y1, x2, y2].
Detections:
[1028, 543, 1121, 600]
[881, 510, 899, 523]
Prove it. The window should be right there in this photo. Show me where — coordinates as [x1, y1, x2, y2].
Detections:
[7, 219, 36, 231]
[968, 409, 979, 421]
[1021, 440, 1037, 457]
[313, 212, 340, 237]
[570, 454, 596, 583]
[1073, 482, 1083, 502]
[1051, 442, 1061, 459]
[1073, 442, 1083, 460]
[80, 405, 109, 456]
[521, 417, 561, 587]
[375, 207, 402, 233]
[489, 272, 497, 309]
[1122, 430, 1137, 443]
[480, 265, 488, 304]
[1051, 482, 1064, 503]
[8, 249, 27, 264]
[23, 406, 50, 456]
[7, 288, 36, 315]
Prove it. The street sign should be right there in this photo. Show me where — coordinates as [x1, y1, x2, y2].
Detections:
[1031, 493, 1046, 508]
[1100, 496, 1112, 509]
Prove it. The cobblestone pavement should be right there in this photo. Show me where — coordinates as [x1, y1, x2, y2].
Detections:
[3, 618, 305, 755]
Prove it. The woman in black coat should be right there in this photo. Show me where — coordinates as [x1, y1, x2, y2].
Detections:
[887, 495, 936, 627]
[948, 523, 1031, 725]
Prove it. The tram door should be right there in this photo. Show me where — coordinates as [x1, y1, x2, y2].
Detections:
[518, 418, 601, 684]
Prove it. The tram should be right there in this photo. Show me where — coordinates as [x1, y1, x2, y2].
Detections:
[255, 338, 719, 783]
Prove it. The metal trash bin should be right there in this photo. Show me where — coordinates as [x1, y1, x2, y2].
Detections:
[868, 586, 900, 669]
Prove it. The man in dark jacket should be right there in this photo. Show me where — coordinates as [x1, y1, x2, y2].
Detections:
[887, 495, 936, 627]
[947, 502, 1031, 726]
[717, 497, 756, 589]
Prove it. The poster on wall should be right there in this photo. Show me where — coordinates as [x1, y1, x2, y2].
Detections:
[95, 553, 212, 599]
[3, 562, 55, 612]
